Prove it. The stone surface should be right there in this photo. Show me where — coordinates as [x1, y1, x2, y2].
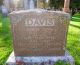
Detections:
[10, 9, 70, 56]
[6, 51, 75, 65]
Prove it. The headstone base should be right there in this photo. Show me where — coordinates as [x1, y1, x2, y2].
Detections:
[6, 50, 75, 65]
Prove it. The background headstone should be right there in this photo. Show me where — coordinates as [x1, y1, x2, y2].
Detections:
[9, 9, 70, 56]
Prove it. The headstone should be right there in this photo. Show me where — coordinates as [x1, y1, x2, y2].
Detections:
[9, 9, 70, 56]
[6, 51, 75, 65]
[1, 5, 8, 16]
[29, 0, 35, 9]
[3, 0, 15, 12]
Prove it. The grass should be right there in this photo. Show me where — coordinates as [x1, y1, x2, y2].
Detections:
[0, 13, 80, 65]
[67, 13, 80, 65]
[0, 14, 13, 65]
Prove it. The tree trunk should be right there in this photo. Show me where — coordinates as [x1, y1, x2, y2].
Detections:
[63, 0, 70, 13]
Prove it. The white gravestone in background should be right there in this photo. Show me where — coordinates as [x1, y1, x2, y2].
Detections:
[24, 0, 35, 9]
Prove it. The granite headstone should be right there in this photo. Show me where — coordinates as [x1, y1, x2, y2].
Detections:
[10, 9, 70, 56]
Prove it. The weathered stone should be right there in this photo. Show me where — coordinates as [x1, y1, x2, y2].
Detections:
[9, 9, 70, 56]
[6, 51, 75, 65]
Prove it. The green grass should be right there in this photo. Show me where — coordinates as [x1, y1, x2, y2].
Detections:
[0, 14, 12, 65]
[0, 13, 80, 65]
[67, 13, 80, 65]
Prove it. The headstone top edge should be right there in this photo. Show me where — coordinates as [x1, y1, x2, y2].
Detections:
[9, 9, 70, 16]
[9, 9, 46, 15]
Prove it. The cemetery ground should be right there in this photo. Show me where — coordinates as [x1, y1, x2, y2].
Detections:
[0, 13, 80, 65]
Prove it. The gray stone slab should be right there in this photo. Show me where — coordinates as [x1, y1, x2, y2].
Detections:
[9, 9, 70, 56]
[6, 50, 75, 65]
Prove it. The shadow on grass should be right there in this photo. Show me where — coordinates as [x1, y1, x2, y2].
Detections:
[71, 13, 80, 22]
[70, 24, 80, 29]
[71, 17, 80, 22]
[73, 13, 80, 18]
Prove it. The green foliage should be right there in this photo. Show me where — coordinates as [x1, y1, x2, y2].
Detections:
[49, 0, 64, 9]
[67, 13, 80, 65]
[0, 14, 12, 65]
[70, 0, 80, 9]
[49, 0, 80, 10]
[55, 60, 71, 65]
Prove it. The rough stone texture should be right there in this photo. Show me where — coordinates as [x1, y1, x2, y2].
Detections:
[6, 51, 75, 65]
[9, 9, 70, 56]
